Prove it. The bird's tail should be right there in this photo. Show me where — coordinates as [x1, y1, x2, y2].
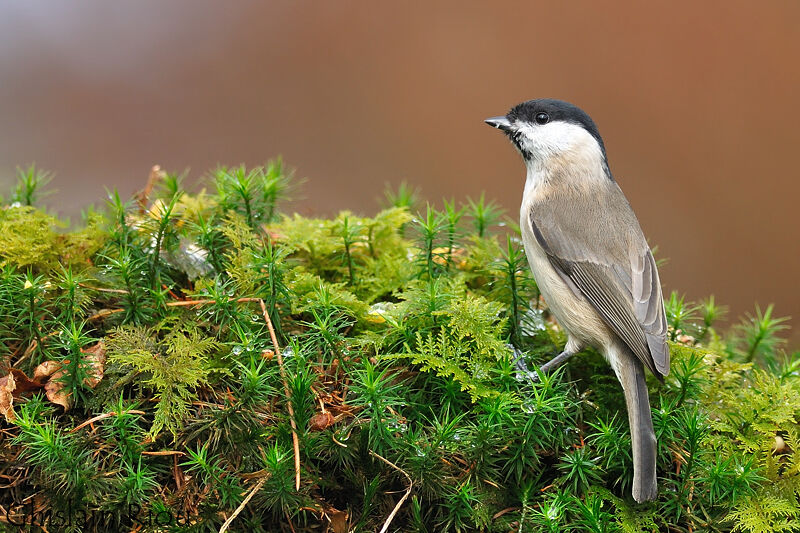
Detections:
[611, 343, 658, 503]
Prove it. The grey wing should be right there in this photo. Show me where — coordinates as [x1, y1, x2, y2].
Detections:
[629, 250, 669, 376]
[528, 191, 669, 378]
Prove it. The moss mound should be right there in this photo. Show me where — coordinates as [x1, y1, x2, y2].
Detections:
[0, 163, 796, 532]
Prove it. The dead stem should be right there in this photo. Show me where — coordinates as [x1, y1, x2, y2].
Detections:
[258, 299, 302, 492]
[70, 410, 146, 433]
[218, 477, 268, 533]
[369, 450, 413, 533]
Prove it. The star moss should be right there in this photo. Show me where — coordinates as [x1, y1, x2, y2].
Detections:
[0, 163, 796, 532]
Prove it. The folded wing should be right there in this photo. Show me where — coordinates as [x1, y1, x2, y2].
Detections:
[528, 184, 669, 378]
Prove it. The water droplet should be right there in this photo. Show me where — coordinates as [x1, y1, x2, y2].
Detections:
[521, 308, 547, 336]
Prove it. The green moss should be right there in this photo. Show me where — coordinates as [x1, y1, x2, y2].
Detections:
[0, 206, 64, 269]
[0, 164, 797, 532]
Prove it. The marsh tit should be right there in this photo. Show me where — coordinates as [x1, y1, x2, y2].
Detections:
[486, 99, 669, 503]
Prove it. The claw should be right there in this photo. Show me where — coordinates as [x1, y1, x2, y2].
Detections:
[508, 344, 540, 383]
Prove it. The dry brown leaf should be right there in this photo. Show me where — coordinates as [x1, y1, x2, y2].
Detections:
[8, 368, 44, 394]
[0, 366, 50, 421]
[44, 367, 70, 411]
[0, 372, 17, 422]
[33, 360, 62, 381]
[82, 341, 106, 388]
[328, 509, 348, 533]
[31, 342, 107, 411]
[33, 359, 71, 411]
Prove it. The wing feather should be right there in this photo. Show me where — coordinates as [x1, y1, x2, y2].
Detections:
[527, 184, 669, 378]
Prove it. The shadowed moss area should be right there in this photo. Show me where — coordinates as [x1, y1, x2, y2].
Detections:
[0, 164, 796, 532]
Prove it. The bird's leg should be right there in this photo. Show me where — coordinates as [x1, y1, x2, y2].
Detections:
[509, 344, 577, 383]
[535, 350, 577, 375]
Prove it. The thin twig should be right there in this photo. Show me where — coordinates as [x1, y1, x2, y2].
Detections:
[86, 308, 125, 321]
[166, 297, 259, 307]
[12, 340, 38, 367]
[258, 299, 301, 492]
[135, 165, 164, 212]
[86, 297, 262, 321]
[78, 283, 130, 294]
[13, 328, 60, 367]
[369, 450, 413, 533]
[141, 450, 185, 456]
[285, 509, 297, 533]
[218, 477, 268, 533]
[71, 410, 146, 433]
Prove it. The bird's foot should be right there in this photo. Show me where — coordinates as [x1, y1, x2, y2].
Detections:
[508, 344, 541, 383]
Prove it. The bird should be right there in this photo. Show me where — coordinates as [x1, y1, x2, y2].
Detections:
[485, 99, 669, 503]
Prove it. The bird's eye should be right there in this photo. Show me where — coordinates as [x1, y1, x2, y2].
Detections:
[535, 112, 549, 125]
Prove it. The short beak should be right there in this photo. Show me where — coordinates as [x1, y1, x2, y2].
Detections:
[484, 116, 513, 132]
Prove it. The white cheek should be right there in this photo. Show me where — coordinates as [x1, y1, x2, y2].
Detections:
[517, 122, 602, 160]
[518, 121, 608, 194]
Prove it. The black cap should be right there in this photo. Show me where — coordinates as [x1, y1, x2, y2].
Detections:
[506, 98, 606, 155]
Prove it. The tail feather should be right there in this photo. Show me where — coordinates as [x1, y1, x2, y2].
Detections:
[611, 344, 657, 502]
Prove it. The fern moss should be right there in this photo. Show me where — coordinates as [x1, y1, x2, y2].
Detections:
[0, 163, 797, 532]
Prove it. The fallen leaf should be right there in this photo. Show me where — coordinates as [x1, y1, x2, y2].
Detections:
[0, 367, 49, 421]
[328, 509, 348, 533]
[33, 360, 62, 382]
[44, 367, 70, 411]
[31, 341, 107, 411]
[8, 368, 44, 394]
[82, 341, 106, 388]
[0, 372, 17, 422]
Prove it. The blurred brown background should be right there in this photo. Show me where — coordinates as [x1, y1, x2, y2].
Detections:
[1, 1, 798, 344]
